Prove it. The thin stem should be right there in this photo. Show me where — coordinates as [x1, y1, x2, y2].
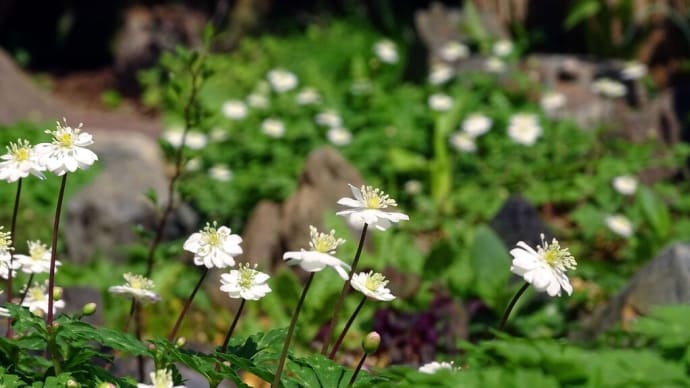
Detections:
[135, 301, 145, 382]
[498, 281, 530, 332]
[220, 298, 246, 353]
[6, 178, 22, 337]
[320, 223, 368, 355]
[123, 298, 136, 333]
[168, 267, 209, 340]
[329, 295, 367, 360]
[47, 174, 68, 327]
[347, 353, 368, 387]
[272, 273, 315, 388]
[18, 273, 34, 305]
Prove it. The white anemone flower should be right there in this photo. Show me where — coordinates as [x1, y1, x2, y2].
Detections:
[373, 39, 399, 64]
[267, 69, 298, 93]
[540, 91, 567, 115]
[418, 361, 458, 374]
[507, 113, 542, 146]
[208, 164, 233, 182]
[108, 273, 161, 304]
[449, 132, 477, 153]
[484, 57, 506, 73]
[622, 61, 647, 80]
[296, 88, 321, 105]
[220, 263, 272, 301]
[138, 369, 186, 388]
[336, 184, 409, 231]
[0, 139, 46, 182]
[22, 282, 65, 316]
[247, 93, 269, 109]
[428, 93, 453, 112]
[351, 271, 395, 301]
[15, 240, 58, 274]
[315, 110, 343, 128]
[183, 222, 243, 269]
[605, 214, 633, 238]
[612, 175, 638, 196]
[162, 128, 208, 150]
[34, 119, 98, 176]
[209, 128, 228, 142]
[327, 127, 352, 146]
[403, 180, 422, 195]
[592, 78, 626, 98]
[510, 234, 577, 297]
[221, 100, 248, 120]
[492, 39, 513, 57]
[439, 41, 469, 62]
[428, 63, 454, 85]
[185, 157, 202, 172]
[283, 226, 350, 280]
[461, 113, 492, 137]
[261, 118, 285, 138]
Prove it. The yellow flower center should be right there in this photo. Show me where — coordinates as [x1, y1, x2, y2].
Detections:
[364, 272, 387, 291]
[123, 273, 154, 290]
[0, 229, 12, 252]
[28, 241, 47, 261]
[538, 234, 577, 271]
[6, 139, 32, 162]
[238, 265, 258, 289]
[58, 133, 73, 147]
[202, 222, 222, 247]
[309, 226, 345, 253]
[360, 186, 397, 209]
[29, 287, 45, 301]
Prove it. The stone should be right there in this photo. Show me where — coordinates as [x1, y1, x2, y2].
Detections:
[64, 130, 197, 264]
[61, 286, 104, 327]
[489, 195, 553, 249]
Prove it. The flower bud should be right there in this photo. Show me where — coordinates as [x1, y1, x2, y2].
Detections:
[362, 331, 381, 354]
[175, 337, 186, 348]
[97, 384, 116, 388]
[82, 303, 97, 316]
[66, 379, 79, 387]
[53, 287, 63, 300]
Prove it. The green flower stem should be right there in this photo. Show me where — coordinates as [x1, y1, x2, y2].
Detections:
[168, 267, 209, 341]
[47, 174, 68, 328]
[220, 298, 246, 354]
[320, 223, 369, 355]
[329, 295, 367, 360]
[347, 353, 368, 387]
[18, 273, 34, 305]
[6, 178, 22, 337]
[272, 272, 315, 388]
[498, 281, 530, 332]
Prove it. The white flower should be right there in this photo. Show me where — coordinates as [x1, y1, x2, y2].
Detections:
[351, 271, 395, 301]
[184, 222, 243, 269]
[373, 39, 399, 64]
[108, 273, 161, 303]
[540, 91, 567, 114]
[283, 226, 350, 280]
[209, 128, 228, 142]
[449, 132, 477, 153]
[185, 157, 202, 172]
[592, 78, 626, 98]
[221, 100, 248, 120]
[315, 110, 343, 128]
[510, 234, 577, 297]
[0, 227, 17, 280]
[22, 282, 65, 316]
[492, 39, 513, 57]
[34, 119, 98, 176]
[403, 180, 422, 195]
[419, 361, 457, 374]
[15, 240, 58, 274]
[261, 118, 285, 138]
[138, 369, 186, 388]
[208, 164, 233, 182]
[605, 214, 633, 238]
[484, 57, 506, 73]
[461, 113, 492, 137]
[267, 69, 298, 93]
[247, 93, 269, 109]
[439, 41, 469, 62]
[428, 63, 454, 85]
[327, 127, 352, 146]
[428, 93, 453, 112]
[507, 113, 542, 146]
[612, 175, 638, 196]
[296, 88, 321, 105]
[0, 139, 46, 182]
[220, 263, 272, 301]
[0, 307, 9, 318]
[162, 128, 208, 150]
[336, 184, 409, 231]
[622, 61, 647, 80]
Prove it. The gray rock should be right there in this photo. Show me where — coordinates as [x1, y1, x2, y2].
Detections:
[61, 286, 104, 326]
[489, 195, 553, 249]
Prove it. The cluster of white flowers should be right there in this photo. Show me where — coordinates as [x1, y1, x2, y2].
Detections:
[507, 113, 542, 146]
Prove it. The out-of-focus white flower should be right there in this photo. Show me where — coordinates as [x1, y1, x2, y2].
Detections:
[439, 41, 469, 62]
[0, 139, 45, 182]
[220, 263, 271, 301]
[336, 184, 409, 231]
[209, 128, 228, 142]
[351, 79, 373, 95]
[419, 361, 457, 374]
[34, 119, 98, 176]
[183, 222, 243, 269]
[403, 180, 422, 195]
[605, 214, 633, 238]
[449, 132, 477, 153]
[540, 91, 567, 115]
[0, 227, 18, 280]
[137, 369, 186, 388]
[0, 307, 9, 318]
[221, 100, 248, 120]
[327, 127, 352, 146]
[283, 226, 350, 280]
[315, 110, 343, 128]
[267, 69, 298, 93]
[247, 93, 269, 109]
[592, 78, 626, 98]
[22, 282, 65, 315]
[261, 118, 285, 138]
[162, 128, 208, 150]
[507, 113, 542, 146]
[208, 164, 233, 182]
[428, 93, 453, 112]
[461, 113, 492, 137]
[185, 157, 202, 172]
[428, 63, 454, 85]
[493, 39, 513, 57]
[484, 57, 506, 73]
[510, 234, 577, 297]
[622, 61, 647, 80]
[612, 175, 638, 196]
[373, 39, 399, 64]
[296, 88, 321, 105]
[108, 273, 161, 303]
[351, 271, 395, 301]
[15, 240, 57, 275]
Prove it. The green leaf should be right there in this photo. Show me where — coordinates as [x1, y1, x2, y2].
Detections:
[564, 0, 601, 30]
[387, 148, 427, 172]
[638, 187, 671, 238]
[470, 225, 511, 310]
